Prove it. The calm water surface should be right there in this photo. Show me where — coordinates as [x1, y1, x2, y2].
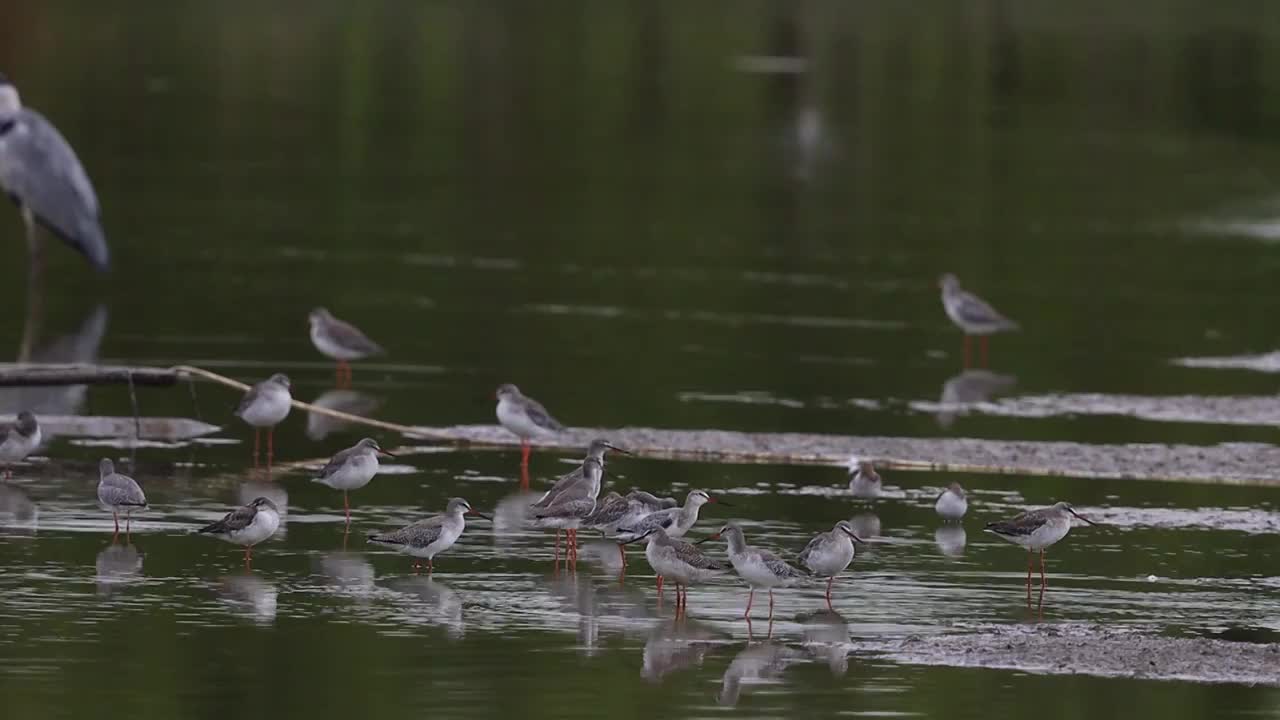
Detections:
[1, 2, 1280, 718]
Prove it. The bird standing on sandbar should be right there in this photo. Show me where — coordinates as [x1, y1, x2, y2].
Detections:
[312, 437, 396, 525]
[308, 308, 384, 388]
[0, 411, 41, 478]
[938, 273, 1019, 368]
[367, 497, 491, 574]
[495, 384, 564, 467]
[235, 373, 292, 468]
[624, 527, 729, 616]
[985, 501, 1096, 605]
[97, 458, 146, 536]
[798, 520, 863, 608]
[197, 497, 281, 568]
[0, 73, 110, 272]
[701, 523, 806, 620]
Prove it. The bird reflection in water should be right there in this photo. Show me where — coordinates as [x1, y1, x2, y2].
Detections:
[0, 483, 38, 531]
[316, 551, 376, 596]
[94, 541, 142, 595]
[386, 576, 464, 640]
[305, 390, 383, 442]
[935, 525, 968, 557]
[936, 369, 1017, 429]
[849, 513, 881, 541]
[717, 641, 802, 707]
[0, 304, 108, 419]
[219, 574, 278, 625]
[799, 608, 851, 676]
[641, 618, 725, 684]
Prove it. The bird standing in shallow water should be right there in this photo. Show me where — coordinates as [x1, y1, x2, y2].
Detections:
[235, 373, 292, 468]
[701, 523, 807, 620]
[848, 460, 882, 498]
[624, 527, 729, 617]
[530, 439, 627, 562]
[935, 482, 968, 520]
[312, 437, 396, 525]
[367, 498, 491, 574]
[798, 520, 863, 608]
[985, 501, 1096, 605]
[0, 411, 41, 478]
[938, 273, 1019, 368]
[97, 458, 146, 536]
[308, 308, 384, 388]
[198, 497, 281, 568]
[0, 73, 110, 272]
[495, 384, 564, 467]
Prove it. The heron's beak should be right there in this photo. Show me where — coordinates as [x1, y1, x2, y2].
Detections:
[695, 532, 722, 545]
[1068, 508, 1097, 526]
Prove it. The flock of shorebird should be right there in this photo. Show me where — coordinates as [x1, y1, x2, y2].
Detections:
[1, 71, 1093, 617]
[2, 281, 1092, 618]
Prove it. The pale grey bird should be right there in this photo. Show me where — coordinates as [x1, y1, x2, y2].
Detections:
[0, 73, 109, 271]
[700, 523, 807, 620]
[0, 410, 41, 478]
[622, 527, 730, 615]
[938, 273, 1019, 367]
[367, 498, 491, 573]
[308, 308, 384, 388]
[198, 497, 281, 567]
[986, 501, 1097, 601]
[494, 383, 565, 465]
[234, 373, 292, 467]
[96, 458, 146, 534]
[312, 437, 396, 523]
[798, 520, 864, 606]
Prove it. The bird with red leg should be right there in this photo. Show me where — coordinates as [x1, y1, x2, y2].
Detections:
[367, 498, 491, 574]
[235, 373, 292, 470]
[938, 273, 1019, 368]
[96, 458, 146, 538]
[312, 437, 397, 525]
[985, 501, 1097, 609]
[308, 307, 385, 389]
[798, 520, 864, 609]
[495, 383, 564, 470]
[529, 439, 629, 565]
[197, 497, 281, 569]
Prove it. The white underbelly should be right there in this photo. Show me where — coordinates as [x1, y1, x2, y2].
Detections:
[228, 511, 280, 547]
[319, 456, 378, 490]
[496, 401, 551, 440]
[241, 392, 291, 427]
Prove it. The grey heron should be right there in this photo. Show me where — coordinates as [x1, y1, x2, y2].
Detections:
[0, 72, 110, 271]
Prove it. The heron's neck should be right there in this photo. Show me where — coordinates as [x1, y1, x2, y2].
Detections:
[0, 87, 20, 115]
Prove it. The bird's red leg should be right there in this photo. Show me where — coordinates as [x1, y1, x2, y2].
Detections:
[768, 589, 775, 620]
[344, 491, 351, 524]
[826, 577, 834, 607]
[519, 463, 530, 490]
[520, 441, 531, 467]
[744, 589, 754, 618]
[656, 575, 664, 599]
[267, 429, 275, 468]
[1026, 551, 1034, 605]
[1040, 549, 1047, 591]
[112, 511, 119, 534]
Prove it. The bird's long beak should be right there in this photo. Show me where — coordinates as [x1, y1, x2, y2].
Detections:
[695, 532, 722, 545]
[620, 529, 654, 545]
[378, 449, 397, 458]
[710, 497, 733, 507]
[604, 443, 632, 455]
[840, 528, 865, 542]
[469, 510, 493, 520]
[1068, 508, 1097, 526]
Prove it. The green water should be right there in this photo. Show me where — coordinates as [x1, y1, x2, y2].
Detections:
[2, 2, 1280, 718]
